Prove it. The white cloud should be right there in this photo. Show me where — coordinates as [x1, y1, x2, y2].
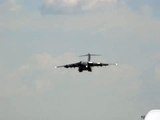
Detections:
[0, 0, 21, 13]
[92, 64, 141, 93]
[1, 0, 159, 43]
[0, 53, 78, 97]
[41, 0, 119, 14]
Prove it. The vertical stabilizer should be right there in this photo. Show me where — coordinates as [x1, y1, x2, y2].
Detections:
[79, 53, 100, 62]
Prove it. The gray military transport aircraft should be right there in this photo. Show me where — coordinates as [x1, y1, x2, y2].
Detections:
[55, 53, 117, 72]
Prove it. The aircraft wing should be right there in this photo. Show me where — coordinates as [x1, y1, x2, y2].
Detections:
[89, 62, 117, 67]
[55, 62, 81, 68]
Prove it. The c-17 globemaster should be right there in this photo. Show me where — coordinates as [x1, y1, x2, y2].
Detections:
[55, 53, 117, 72]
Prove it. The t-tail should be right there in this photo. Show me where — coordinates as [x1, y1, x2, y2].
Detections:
[79, 53, 100, 62]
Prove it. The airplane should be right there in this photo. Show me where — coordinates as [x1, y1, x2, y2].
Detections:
[55, 53, 117, 72]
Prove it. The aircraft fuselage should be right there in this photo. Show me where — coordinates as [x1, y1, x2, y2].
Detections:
[78, 61, 92, 72]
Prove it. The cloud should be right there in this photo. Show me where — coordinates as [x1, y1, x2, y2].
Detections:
[92, 64, 141, 95]
[41, 0, 119, 14]
[0, 0, 21, 13]
[0, 52, 78, 97]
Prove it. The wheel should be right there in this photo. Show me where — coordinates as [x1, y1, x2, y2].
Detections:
[78, 68, 83, 72]
[88, 67, 92, 72]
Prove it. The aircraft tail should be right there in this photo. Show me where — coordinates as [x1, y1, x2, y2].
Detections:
[79, 53, 100, 61]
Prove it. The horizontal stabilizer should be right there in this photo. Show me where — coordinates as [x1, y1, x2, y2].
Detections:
[79, 54, 100, 57]
[79, 53, 100, 61]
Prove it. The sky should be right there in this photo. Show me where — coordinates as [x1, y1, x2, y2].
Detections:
[0, 0, 160, 120]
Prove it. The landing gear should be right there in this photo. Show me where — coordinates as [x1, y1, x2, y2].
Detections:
[78, 67, 92, 72]
[78, 68, 83, 72]
[88, 67, 92, 72]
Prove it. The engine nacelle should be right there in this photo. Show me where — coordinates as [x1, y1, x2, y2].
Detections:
[64, 65, 69, 68]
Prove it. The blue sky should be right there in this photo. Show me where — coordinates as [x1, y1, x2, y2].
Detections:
[0, 0, 160, 120]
